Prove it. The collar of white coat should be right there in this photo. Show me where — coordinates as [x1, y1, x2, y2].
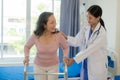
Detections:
[91, 22, 101, 34]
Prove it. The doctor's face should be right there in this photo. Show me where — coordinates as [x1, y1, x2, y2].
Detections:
[87, 12, 100, 26]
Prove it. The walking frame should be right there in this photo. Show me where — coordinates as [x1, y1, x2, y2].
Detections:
[24, 62, 68, 80]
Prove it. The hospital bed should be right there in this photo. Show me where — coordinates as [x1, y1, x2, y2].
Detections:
[0, 61, 82, 80]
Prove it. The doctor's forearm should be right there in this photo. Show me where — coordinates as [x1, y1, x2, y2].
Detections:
[74, 36, 104, 63]
[67, 36, 80, 47]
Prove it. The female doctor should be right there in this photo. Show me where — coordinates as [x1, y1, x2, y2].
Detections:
[63, 5, 108, 80]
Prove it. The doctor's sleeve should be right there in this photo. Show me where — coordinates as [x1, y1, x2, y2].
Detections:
[74, 31, 107, 64]
[67, 27, 85, 47]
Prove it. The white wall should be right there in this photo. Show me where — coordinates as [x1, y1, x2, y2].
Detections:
[116, 0, 120, 74]
[80, 0, 120, 74]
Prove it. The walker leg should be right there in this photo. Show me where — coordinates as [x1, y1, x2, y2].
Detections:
[64, 72, 68, 80]
[24, 72, 28, 80]
[24, 63, 28, 80]
[64, 63, 68, 80]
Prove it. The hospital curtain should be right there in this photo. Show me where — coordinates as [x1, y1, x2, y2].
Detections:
[59, 0, 80, 62]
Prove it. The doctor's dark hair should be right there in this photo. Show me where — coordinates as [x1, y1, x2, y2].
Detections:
[34, 12, 53, 36]
[87, 5, 106, 30]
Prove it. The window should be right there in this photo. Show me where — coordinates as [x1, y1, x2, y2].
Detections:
[0, 0, 61, 59]
[0, 0, 2, 58]
[0, 0, 26, 58]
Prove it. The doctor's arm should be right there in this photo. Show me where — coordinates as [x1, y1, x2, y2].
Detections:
[74, 31, 107, 64]
[67, 27, 86, 47]
[60, 27, 86, 47]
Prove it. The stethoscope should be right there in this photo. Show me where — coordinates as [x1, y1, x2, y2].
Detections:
[90, 25, 101, 41]
[86, 25, 101, 46]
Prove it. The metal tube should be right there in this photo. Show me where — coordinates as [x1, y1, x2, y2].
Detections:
[26, 72, 65, 75]
[64, 63, 68, 80]
[24, 63, 28, 80]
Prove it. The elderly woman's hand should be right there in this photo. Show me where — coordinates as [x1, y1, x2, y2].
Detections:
[23, 56, 29, 65]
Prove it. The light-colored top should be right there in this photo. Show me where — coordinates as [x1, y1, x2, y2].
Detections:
[24, 32, 69, 67]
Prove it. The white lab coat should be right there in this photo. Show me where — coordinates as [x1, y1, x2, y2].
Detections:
[67, 23, 108, 80]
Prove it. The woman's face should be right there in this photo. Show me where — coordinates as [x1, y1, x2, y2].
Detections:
[44, 15, 56, 32]
[87, 12, 100, 26]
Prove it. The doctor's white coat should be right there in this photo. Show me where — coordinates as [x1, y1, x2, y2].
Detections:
[67, 23, 108, 80]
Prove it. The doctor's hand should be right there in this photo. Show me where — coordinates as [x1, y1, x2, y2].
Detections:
[60, 31, 68, 40]
[67, 58, 75, 66]
[63, 57, 69, 65]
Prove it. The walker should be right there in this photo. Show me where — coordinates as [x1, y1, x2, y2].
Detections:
[24, 63, 68, 80]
